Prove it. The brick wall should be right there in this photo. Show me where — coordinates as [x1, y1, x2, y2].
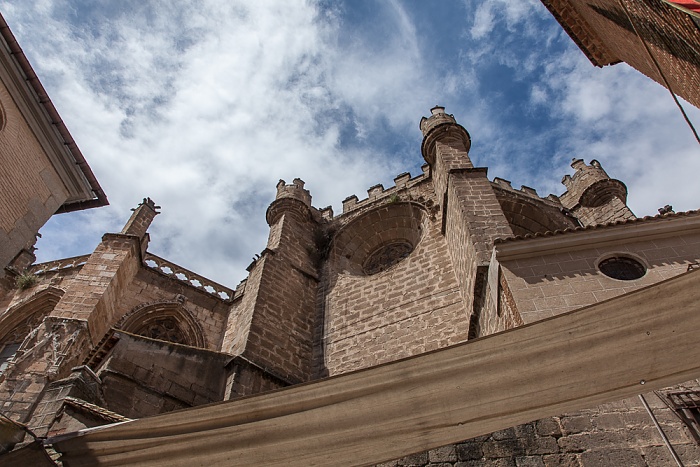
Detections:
[0, 79, 69, 271]
[549, 0, 700, 109]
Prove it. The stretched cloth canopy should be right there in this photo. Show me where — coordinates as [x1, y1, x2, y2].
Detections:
[52, 270, 700, 466]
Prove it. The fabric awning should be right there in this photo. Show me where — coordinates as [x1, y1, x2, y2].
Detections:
[52, 270, 700, 466]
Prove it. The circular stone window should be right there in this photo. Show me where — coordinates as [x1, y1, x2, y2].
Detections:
[363, 241, 414, 275]
[598, 256, 646, 281]
[331, 202, 425, 276]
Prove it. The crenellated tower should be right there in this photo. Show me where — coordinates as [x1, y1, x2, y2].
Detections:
[420, 106, 512, 328]
[222, 178, 319, 396]
[560, 158, 635, 226]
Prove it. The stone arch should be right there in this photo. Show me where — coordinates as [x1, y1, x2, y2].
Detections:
[495, 194, 577, 237]
[116, 301, 206, 348]
[329, 202, 427, 276]
[0, 287, 63, 372]
[0, 287, 63, 344]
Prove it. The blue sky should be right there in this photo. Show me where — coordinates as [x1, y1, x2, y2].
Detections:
[2, 0, 699, 286]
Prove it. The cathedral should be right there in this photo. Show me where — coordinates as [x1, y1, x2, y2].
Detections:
[1, 3, 700, 466]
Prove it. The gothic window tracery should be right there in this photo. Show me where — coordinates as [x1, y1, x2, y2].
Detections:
[137, 317, 187, 345]
[116, 302, 206, 348]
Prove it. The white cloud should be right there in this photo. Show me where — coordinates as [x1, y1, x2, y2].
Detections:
[2, 0, 698, 289]
[3, 0, 442, 285]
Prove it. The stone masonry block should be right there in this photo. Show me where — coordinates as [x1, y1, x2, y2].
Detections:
[456, 441, 484, 461]
[559, 415, 593, 435]
[482, 439, 526, 458]
[536, 418, 561, 437]
[542, 454, 579, 467]
[396, 451, 428, 466]
[428, 445, 457, 463]
[492, 427, 516, 440]
[557, 431, 627, 453]
[526, 437, 559, 456]
[579, 448, 645, 467]
[515, 456, 545, 467]
[456, 459, 515, 467]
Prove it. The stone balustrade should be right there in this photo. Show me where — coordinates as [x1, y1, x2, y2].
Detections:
[143, 253, 233, 301]
[31, 254, 91, 274]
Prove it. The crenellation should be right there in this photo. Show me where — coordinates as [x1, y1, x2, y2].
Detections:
[520, 185, 538, 197]
[493, 177, 512, 189]
[338, 169, 429, 216]
[393, 172, 411, 187]
[342, 194, 359, 213]
[275, 178, 311, 206]
[318, 206, 333, 220]
[367, 184, 384, 199]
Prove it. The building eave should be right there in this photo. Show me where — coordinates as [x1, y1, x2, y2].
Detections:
[540, 0, 621, 67]
[495, 210, 700, 261]
[0, 12, 108, 213]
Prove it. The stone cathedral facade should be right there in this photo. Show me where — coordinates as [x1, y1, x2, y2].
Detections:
[2, 104, 700, 465]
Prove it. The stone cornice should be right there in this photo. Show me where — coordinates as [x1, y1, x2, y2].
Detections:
[496, 212, 700, 260]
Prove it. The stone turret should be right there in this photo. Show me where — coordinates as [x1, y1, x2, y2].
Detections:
[560, 159, 634, 226]
[420, 105, 471, 167]
[561, 159, 627, 208]
[266, 179, 312, 226]
[223, 178, 319, 393]
[419, 106, 512, 336]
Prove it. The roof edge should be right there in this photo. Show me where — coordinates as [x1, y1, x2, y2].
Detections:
[540, 0, 620, 67]
[495, 210, 700, 260]
[0, 12, 108, 211]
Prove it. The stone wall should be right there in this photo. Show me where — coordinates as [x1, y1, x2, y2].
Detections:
[379, 384, 700, 467]
[321, 196, 467, 375]
[95, 332, 230, 419]
[500, 228, 700, 323]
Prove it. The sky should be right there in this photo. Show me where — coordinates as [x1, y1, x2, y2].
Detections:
[2, 0, 699, 287]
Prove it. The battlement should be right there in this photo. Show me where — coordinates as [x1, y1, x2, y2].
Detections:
[492, 177, 562, 206]
[339, 164, 430, 216]
[275, 178, 311, 206]
[560, 158, 627, 209]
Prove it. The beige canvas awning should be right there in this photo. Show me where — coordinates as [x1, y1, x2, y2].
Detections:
[52, 270, 700, 466]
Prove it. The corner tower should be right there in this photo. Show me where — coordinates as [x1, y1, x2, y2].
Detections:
[222, 179, 319, 394]
[420, 106, 512, 332]
[560, 158, 635, 226]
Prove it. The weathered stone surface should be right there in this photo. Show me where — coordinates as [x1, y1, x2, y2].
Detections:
[429, 445, 457, 463]
[579, 448, 645, 467]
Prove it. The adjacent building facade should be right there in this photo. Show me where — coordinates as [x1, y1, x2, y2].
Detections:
[0, 14, 108, 278]
[1, 105, 699, 465]
[541, 0, 700, 108]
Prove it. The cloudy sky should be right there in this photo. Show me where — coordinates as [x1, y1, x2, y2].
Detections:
[2, 0, 699, 286]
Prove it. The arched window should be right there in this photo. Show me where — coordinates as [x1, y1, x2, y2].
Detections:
[116, 302, 206, 348]
[0, 288, 62, 374]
